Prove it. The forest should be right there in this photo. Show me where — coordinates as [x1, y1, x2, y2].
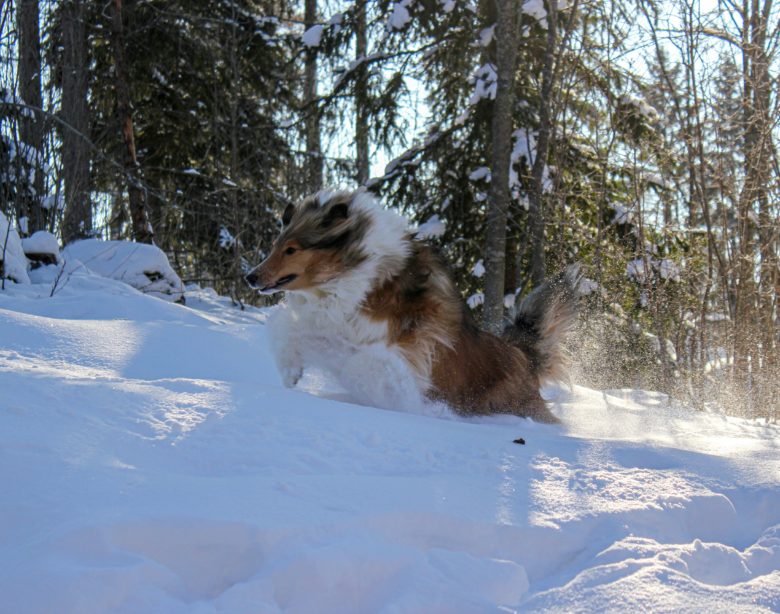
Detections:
[1, 0, 778, 419]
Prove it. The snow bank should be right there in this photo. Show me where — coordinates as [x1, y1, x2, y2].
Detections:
[21, 230, 59, 257]
[0, 273, 779, 613]
[62, 239, 184, 302]
[21, 231, 60, 268]
[0, 211, 30, 284]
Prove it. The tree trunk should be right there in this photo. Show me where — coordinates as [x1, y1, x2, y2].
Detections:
[17, 0, 44, 235]
[731, 0, 777, 410]
[109, 192, 127, 240]
[229, 9, 242, 300]
[110, 0, 153, 244]
[355, 2, 370, 185]
[744, 0, 775, 412]
[304, 0, 322, 192]
[482, 0, 519, 334]
[61, 0, 92, 245]
[527, 0, 559, 287]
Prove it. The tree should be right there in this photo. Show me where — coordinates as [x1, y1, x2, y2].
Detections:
[16, 0, 44, 235]
[304, 0, 323, 192]
[482, 0, 520, 333]
[110, 0, 153, 244]
[60, 0, 91, 244]
[354, 1, 369, 185]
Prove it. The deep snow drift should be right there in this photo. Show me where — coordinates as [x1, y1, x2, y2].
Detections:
[1, 264, 779, 613]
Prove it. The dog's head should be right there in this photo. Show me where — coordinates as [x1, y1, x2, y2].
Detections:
[246, 190, 368, 294]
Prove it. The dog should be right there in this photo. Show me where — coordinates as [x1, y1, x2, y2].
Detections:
[245, 189, 580, 422]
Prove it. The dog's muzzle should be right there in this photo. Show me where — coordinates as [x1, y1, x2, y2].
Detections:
[245, 272, 297, 294]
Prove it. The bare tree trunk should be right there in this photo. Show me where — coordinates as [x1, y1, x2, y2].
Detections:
[304, 0, 322, 192]
[729, 0, 777, 410]
[108, 192, 127, 240]
[17, 0, 44, 234]
[527, 0, 559, 287]
[482, 0, 519, 334]
[110, 0, 153, 244]
[739, 0, 776, 413]
[61, 0, 92, 245]
[229, 8, 242, 301]
[355, 2, 369, 185]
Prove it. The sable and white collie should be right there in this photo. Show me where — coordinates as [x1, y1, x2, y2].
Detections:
[246, 189, 580, 422]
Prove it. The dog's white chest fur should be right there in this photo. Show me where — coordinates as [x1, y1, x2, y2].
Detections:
[267, 291, 425, 412]
[289, 292, 388, 347]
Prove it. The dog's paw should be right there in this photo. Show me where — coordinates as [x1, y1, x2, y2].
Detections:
[280, 364, 303, 388]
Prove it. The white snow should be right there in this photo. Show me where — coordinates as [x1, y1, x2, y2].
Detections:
[440, 0, 456, 13]
[469, 63, 498, 105]
[467, 291, 485, 308]
[627, 257, 681, 283]
[619, 94, 661, 123]
[0, 273, 779, 612]
[327, 12, 343, 33]
[523, 0, 548, 27]
[513, 128, 536, 165]
[387, 0, 413, 30]
[469, 166, 492, 182]
[301, 24, 324, 47]
[658, 257, 681, 281]
[21, 231, 59, 257]
[627, 258, 648, 281]
[415, 214, 447, 239]
[0, 211, 31, 284]
[472, 258, 486, 278]
[510, 128, 538, 200]
[219, 226, 236, 248]
[62, 239, 184, 302]
[522, 0, 571, 29]
[479, 24, 496, 47]
[41, 193, 64, 210]
[612, 203, 631, 224]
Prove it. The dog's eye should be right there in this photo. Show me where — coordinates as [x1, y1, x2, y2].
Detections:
[284, 246, 297, 256]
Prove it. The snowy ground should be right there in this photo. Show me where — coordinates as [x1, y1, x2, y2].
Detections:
[1, 266, 779, 613]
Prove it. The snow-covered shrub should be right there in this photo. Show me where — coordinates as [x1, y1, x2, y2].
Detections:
[63, 239, 184, 302]
[21, 231, 60, 268]
[0, 211, 30, 285]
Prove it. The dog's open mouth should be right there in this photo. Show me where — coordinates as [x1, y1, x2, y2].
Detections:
[260, 274, 297, 293]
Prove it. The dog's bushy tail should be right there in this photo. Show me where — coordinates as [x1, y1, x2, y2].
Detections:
[504, 265, 582, 383]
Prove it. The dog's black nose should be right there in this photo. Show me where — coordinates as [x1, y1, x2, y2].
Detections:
[245, 272, 259, 287]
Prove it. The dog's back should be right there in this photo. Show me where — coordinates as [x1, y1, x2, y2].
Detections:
[361, 240, 578, 422]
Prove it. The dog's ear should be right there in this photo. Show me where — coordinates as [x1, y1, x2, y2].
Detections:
[282, 203, 295, 226]
[321, 202, 349, 228]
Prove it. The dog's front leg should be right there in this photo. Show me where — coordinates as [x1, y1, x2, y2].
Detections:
[267, 307, 304, 387]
